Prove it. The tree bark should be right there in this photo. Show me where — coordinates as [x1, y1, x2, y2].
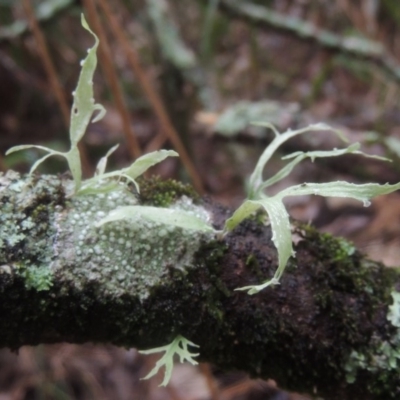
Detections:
[1, 171, 400, 400]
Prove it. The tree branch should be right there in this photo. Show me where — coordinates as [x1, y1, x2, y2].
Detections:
[1, 171, 400, 399]
[216, 0, 400, 83]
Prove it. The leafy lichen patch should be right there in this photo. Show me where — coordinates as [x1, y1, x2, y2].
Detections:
[0, 169, 214, 300]
[169, 196, 212, 223]
[54, 183, 214, 301]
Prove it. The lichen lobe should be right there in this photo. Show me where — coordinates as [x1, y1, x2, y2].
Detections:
[54, 179, 214, 301]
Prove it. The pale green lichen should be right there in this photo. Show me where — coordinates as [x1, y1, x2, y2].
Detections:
[53, 183, 214, 300]
[1, 172, 214, 298]
[224, 123, 400, 294]
[5, 16, 177, 197]
[387, 291, 400, 327]
[139, 335, 199, 386]
[5, 15, 105, 192]
[170, 196, 212, 222]
[344, 290, 400, 384]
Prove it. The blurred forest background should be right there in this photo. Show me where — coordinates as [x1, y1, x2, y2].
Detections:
[1, 0, 400, 399]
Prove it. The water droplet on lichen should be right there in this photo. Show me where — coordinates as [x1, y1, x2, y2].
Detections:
[363, 199, 371, 207]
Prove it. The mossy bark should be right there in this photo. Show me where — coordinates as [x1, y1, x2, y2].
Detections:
[1, 171, 400, 400]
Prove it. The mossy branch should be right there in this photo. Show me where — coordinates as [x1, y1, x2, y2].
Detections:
[1, 172, 400, 399]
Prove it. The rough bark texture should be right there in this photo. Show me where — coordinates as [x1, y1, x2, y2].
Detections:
[1, 171, 400, 400]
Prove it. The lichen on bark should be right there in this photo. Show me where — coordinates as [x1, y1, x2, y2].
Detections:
[0, 171, 215, 301]
[1, 171, 400, 399]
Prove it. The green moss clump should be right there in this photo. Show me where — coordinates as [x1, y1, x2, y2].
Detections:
[23, 266, 53, 291]
[296, 223, 373, 295]
[137, 177, 199, 207]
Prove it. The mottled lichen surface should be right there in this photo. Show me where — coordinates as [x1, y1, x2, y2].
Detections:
[343, 287, 400, 397]
[56, 189, 213, 300]
[0, 171, 215, 300]
[0, 171, 66, 291]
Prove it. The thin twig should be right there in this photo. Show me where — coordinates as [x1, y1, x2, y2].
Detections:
[96, 0, 204, 194]
[82, 0, 142, 159]
[0, 49, 48, 92]
[22, 0, 70, 126]
[199, 363, 220, 400]
[219, 378, 258, 400]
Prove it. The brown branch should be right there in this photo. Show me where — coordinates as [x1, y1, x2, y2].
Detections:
[22, 0, 70, 126]
[82, 0, 142, 159]
[0, 172, 400, 399]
